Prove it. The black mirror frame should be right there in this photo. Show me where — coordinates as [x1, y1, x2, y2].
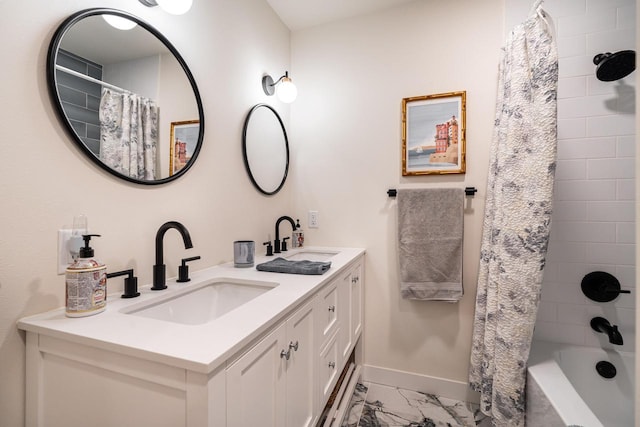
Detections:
[46, 8, 205, 185]
[242, 104, 290, 196]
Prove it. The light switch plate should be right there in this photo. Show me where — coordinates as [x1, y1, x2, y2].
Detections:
[57, 229, 72, 274]
[308, 210, 319, 228]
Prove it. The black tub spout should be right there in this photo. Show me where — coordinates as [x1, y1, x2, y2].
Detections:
[590, 316, 623, 345]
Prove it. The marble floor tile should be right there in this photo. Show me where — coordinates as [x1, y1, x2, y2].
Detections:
[341, 382, 489, 427]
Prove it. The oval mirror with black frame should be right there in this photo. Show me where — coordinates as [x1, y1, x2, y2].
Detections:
[47, 8, 205, 185]
[242, 104, 289, 195]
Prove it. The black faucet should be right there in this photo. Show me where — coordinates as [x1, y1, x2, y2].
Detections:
[591, 317, 623, 345]
[152, 221, 193, 290]
[274, 216, 296, 254]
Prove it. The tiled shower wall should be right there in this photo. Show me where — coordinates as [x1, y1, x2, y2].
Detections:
[506, 0, 636, 351]
[56, 49, 103, 156]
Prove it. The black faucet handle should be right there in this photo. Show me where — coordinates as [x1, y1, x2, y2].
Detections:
[282, 237, 290, 252]
[263, 241, 273, 256]
[177, 256, 201, 283]
[107, 269, 140, 299]
[607, 288, 632, 294]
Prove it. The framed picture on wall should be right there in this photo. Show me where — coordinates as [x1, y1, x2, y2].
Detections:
[402, 91, 466, 175]
[170, 120, 200, 176]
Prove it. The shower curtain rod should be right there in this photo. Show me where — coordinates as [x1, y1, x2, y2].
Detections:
[55, 64, 127, 93]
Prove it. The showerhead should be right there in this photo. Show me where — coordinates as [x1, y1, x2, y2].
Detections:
[593, 50, 636, 82]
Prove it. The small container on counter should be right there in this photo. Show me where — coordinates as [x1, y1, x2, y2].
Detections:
[292, 219, 304, 248]
[65, 234, 107, 317]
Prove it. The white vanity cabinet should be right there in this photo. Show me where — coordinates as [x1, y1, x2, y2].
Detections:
[23, 332, 227, 427]
[227, 256, 364, 427]
[226, 299, 317, 427]
[20, 249, 364, 427]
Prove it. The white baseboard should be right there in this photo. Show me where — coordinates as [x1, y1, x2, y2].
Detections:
[361, 364, 480, 404]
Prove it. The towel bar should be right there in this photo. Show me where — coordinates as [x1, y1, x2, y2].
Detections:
[387, 187, 477, 198]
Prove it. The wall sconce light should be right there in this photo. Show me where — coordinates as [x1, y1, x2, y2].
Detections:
[262, 71, 298, 103]
[139, 0, 193, 15]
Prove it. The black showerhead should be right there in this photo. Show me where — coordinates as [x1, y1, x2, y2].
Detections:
[593, 50, 636, 81]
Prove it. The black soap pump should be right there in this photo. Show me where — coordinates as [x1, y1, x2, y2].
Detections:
[65, 234, 107, 317]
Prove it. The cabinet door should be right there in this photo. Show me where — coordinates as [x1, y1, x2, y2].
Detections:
[350, 262, 363, 340]
[338, 270, 352, 364]
[285, 300, 316, 427]
[227, 324, 287, 427]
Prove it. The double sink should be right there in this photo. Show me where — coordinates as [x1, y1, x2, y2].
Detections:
[123, 250, 338, 325]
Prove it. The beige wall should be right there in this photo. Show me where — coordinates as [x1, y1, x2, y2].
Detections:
[290, 0, 503, 383]
[0, 0, 292, 425]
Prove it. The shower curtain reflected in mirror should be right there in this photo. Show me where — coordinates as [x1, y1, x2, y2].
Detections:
[468, 3, 558, 426]
[99, 88, 159, 180]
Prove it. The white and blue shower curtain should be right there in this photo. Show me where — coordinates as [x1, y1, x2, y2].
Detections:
[468, 2, 558, 426]
[99, 88, 159, 180]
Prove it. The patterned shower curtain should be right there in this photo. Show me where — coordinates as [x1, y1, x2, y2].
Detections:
[99, 88, 159, 180]
[468, 2, 558, 426]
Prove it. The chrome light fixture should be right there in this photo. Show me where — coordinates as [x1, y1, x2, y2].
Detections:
[262, 71, 298, 103]
[139, 0, 193, 15]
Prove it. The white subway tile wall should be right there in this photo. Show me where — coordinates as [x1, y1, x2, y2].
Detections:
[508, 0, 636, 351]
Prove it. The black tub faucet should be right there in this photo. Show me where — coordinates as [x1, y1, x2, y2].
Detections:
[274, 216, 296, 254]
[152, 221, 193, 290]
[591, 316, 623, 345]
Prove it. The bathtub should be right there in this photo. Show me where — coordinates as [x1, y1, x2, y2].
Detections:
[526, 341, 635, 427]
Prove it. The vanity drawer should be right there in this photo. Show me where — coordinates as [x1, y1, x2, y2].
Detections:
[318, 330, 340, 405]
[316, 278, 339, 349]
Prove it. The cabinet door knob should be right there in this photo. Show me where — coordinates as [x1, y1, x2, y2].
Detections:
[289, 341, 299, 352]
[328, 305, 335, 312]
[328, 361, 336, 369]
[280, 349, 291, 360]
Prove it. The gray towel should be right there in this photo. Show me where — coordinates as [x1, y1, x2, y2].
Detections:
[398, 188, 464, 302]
[256, 257, 331, 275]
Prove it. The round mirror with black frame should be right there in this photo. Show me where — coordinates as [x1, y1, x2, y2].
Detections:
[47, 8, 205, 185]
[242, 104, 289, 196]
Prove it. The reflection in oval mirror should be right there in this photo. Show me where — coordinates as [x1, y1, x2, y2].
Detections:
[47, 8, 204, 185]
[242, 104, 289, 195]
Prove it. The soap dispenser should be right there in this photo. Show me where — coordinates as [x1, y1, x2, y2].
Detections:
[292, 219, 304, 248]
[65, 234, 107, 317]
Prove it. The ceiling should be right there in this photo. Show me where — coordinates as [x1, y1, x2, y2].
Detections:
[265, 0, 417, 31]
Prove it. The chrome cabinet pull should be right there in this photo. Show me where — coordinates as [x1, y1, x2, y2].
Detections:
[280, 349, 291, 360]
[289, 341, 299, 352]
[328, 361, 335, 369]
[328, 305, 335, 312]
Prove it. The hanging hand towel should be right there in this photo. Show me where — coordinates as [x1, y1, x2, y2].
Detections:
[397, 188, 464, 302]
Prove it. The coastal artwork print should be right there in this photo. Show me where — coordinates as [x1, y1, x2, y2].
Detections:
[402, 91, 466, 175]
[170, 120, 200, 176]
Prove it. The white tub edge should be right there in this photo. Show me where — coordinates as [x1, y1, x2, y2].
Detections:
[528, 341, 603, 427]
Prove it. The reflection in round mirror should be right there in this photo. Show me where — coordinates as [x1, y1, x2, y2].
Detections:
[46, 8, 204, 185]
[242, 104, 289, 195]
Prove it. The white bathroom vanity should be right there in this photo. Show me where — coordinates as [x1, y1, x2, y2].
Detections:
[18, 247, 365, 427]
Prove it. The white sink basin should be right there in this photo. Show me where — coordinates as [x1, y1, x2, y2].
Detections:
[285, 251, 338, 262]
[124, 279, 277, 325]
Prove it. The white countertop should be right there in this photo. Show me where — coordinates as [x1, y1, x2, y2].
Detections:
[18, 247, 365, 374]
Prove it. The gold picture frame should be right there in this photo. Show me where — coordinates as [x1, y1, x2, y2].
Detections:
[402, 91, 466, 175]
[169, 120, 200, 176]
